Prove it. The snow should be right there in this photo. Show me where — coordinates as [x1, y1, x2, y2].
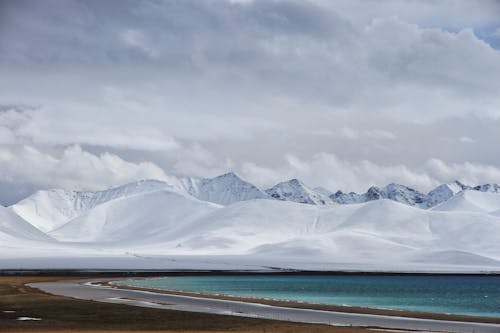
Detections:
[330, 190, 364, 204]
[50, 188, 219, 243]
[0, 205, 52, 242]
[423, 181, 469, 208]
[312, 186, 333, 197]
[332, 181, 471, 208]
[330, 184, 425, 206]
[180, 172, 269, 205]
[10, 180, 172, 232]
[2, 176, 500, 272]
[17, 317, 42, 321]
[432, 190, 500, 213]
[265, 179, 333, 205]
[379, 183, 426, 207]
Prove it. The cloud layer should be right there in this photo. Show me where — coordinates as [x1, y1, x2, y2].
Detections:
[1, 0, 500, 203]
[0, 145, 171, 189]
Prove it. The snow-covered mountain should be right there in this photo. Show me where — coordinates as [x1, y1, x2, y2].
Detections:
[432, 190, 500, 213]
[49, 187, 219, 243]
[422, 180, 470, 208]
[10, 180, 172, 232]
[180, 172, 269, 206]
[312, 186, 333, 197]
[330, 181, 476, 208]
[331, 184, 426, 207]
[265, 179, 333, 205]
[4, 185, 500, 271]
[330, 190, 363, 204]
[2, 174, 500, 272]
[379, 183, 426, 206]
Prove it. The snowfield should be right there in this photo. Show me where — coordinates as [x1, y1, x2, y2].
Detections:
[2, 173, 500, 272]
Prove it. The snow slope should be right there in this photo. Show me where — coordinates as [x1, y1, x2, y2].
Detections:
[41, 190, 500, 269]
[10, 180, 172, 232]
[0, 205, 52, 242]
[50, 188, 219, 243]
[433, 190, 500, 214]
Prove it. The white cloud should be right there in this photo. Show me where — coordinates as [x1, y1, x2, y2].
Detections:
[241, 152, 437, 192]
[241, 153, 500, 192]
[171, 143, 234, 178]
[0, 145, 174, 191]
[424, 159, 500, 186]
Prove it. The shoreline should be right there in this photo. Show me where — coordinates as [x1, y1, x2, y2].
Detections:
[106, 278, 500, 325]
[2, 275, 357, 332]
[28, 277, 500, 333]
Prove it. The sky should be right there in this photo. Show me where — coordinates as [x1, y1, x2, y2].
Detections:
[1, 0, 500, 204]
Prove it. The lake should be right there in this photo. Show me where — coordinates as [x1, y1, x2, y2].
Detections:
[117, 274, 500, 317]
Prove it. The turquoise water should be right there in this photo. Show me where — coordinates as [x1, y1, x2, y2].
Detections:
[119, 275, 500, 317]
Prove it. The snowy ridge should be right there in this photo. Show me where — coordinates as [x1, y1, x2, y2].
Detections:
[474, 183, 500, 193]
[330, 180, 484, 208]
[180, 172, 268, 205]
[423, 181, 470, 208]
[265, 179, 333, 205]
[331, 184, 425, 207]
[10, 180, 172, 232]
[330, 190, 363, 204]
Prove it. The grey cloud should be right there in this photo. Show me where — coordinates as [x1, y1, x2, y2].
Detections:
[1, 0, 500, 199]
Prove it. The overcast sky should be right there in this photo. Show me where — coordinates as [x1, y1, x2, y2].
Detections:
[1, 0, 500, 204]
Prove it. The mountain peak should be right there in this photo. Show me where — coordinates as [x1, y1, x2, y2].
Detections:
[331, 183, 426, 206]
[330, 190, 363, 204]
[380, 183, 425, 206]
[265, 179, 331, 205]
[180, 173, 268, 206]
[423, 181, 470, 208]
[447, 180, 469, 191]
[214, 171, 241, 179]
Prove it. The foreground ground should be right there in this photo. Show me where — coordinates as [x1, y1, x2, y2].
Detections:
[0, 276, 370, 332]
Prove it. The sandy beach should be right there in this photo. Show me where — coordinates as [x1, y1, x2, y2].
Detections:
[26, 277, 500, 333]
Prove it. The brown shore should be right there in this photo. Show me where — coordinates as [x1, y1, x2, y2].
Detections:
[0, 276, 371, 332]
[104, 278, 500, 325]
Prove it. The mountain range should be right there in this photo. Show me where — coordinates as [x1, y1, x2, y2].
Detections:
[2, 172, 500, 272]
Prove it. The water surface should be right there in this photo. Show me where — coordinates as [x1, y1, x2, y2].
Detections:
[118, 275, 500, 317]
